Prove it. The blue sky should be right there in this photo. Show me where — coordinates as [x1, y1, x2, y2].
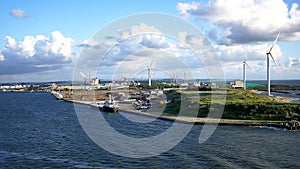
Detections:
[0, 0, 180, 45]
[1, 0, 300, 82]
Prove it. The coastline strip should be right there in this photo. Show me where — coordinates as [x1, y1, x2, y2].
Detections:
[63, 98, 291, 129]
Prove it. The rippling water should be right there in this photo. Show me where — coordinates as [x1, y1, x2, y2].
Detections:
[0, 92, 299, 168]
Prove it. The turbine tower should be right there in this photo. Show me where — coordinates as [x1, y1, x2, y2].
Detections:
[147, 58, 155, 87]
[266, 32, 280, 96]
[242, 51, 249, 90]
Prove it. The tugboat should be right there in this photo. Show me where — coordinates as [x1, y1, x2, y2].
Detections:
[100, 99, 119, 112]
[99, 94, 119, 113]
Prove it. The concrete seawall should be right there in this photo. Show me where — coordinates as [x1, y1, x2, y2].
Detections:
[62, 97, 299, 130]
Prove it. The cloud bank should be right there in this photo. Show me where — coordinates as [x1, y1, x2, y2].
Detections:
[177, 0, 300, 79]
[0, 31, 75, 76]
[74, 22, 211, 81]
[177, 0, 300, 45]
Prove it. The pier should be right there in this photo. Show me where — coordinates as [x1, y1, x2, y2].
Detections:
[52, 90, 300, 131]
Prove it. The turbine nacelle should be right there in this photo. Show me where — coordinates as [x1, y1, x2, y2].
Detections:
[266, 52, 279, 67]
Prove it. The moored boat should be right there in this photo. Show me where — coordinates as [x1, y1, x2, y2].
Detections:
[90, 101, 105, 109]
[100, 100, 119, 112]
[51, 91, 63, 100]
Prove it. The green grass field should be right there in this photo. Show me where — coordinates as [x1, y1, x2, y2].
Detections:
[163, 89, 300, 121]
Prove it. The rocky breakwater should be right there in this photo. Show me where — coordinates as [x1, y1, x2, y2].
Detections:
[283, 121, 300, 131]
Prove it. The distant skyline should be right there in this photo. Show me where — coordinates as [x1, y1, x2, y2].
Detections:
[1, 0, 300, 82]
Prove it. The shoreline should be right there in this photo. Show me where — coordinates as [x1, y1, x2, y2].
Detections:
[252, 90, 298, 103]
[270, 95, 298, 103]
[62, 98, 299, 130]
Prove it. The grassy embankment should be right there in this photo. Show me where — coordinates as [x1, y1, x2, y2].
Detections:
[163, 89, 300, 121]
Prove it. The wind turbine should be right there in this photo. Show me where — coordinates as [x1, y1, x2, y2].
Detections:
[80, 71, 92, 85]
[80, 72, 88, 85]
[170, 72, 177, 85]
[147, 58, 155, 87]
[242, 50, 251, 90]
[121, 75, 126, 83]
[266, 32, 280, 96]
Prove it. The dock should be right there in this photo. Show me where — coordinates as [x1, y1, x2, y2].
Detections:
[55, 93, 299, 130]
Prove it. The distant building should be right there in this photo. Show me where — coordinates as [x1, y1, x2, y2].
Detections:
[230, 80, 243, 89]
[90, 78, 100, 86]
[210, 82, 218, 89]
[180, 83, 189, 87]
[51, 83, 58, 90]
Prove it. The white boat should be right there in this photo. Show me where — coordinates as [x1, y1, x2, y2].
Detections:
[51, 91, 63, 100]
[90, 101, 105, 109]
[100, 100, 119, 112]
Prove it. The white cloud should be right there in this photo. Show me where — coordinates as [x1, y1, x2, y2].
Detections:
[176, 0, 300, 80]
[214, 43, 286, 76]
[177, 0, 300, 44]
[215, 44, 284, 62]
[50, 31, 74, 60]
[9, 9, 32, 19]
[177, 2, 199, 19]
[141, 34, 169, 49]
[0, 54, 4, 61]
[0, 31, 75, 75]
[128, 23, 162, 37]
[288, 57, 300, 68]
[18, 35, 37, 57]
[74, 23, 216, 81]
[5, 36, 16, 49]
[118, 23, 169, 49]
[77, 23, 171, 71]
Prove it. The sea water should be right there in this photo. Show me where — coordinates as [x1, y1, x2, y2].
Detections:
[0, 92, 299, 168]
[249, 80, 300, 103]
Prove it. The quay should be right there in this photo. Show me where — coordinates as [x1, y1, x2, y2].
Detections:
[56, 92, 299, 131]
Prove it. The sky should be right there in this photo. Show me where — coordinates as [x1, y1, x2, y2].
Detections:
[0, 0, 300, 83]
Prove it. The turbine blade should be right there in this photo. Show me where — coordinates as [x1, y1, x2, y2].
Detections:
[269, 53, 279, 67]
[244, 50, 248, 62]
[245, 62, 251, 68]
[80, 72, 87, 78]
[268, 32, 280, 53]
[245, 61, 255, 71]
[149, 57, 155, 67]
[274, 32, 280, 45]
